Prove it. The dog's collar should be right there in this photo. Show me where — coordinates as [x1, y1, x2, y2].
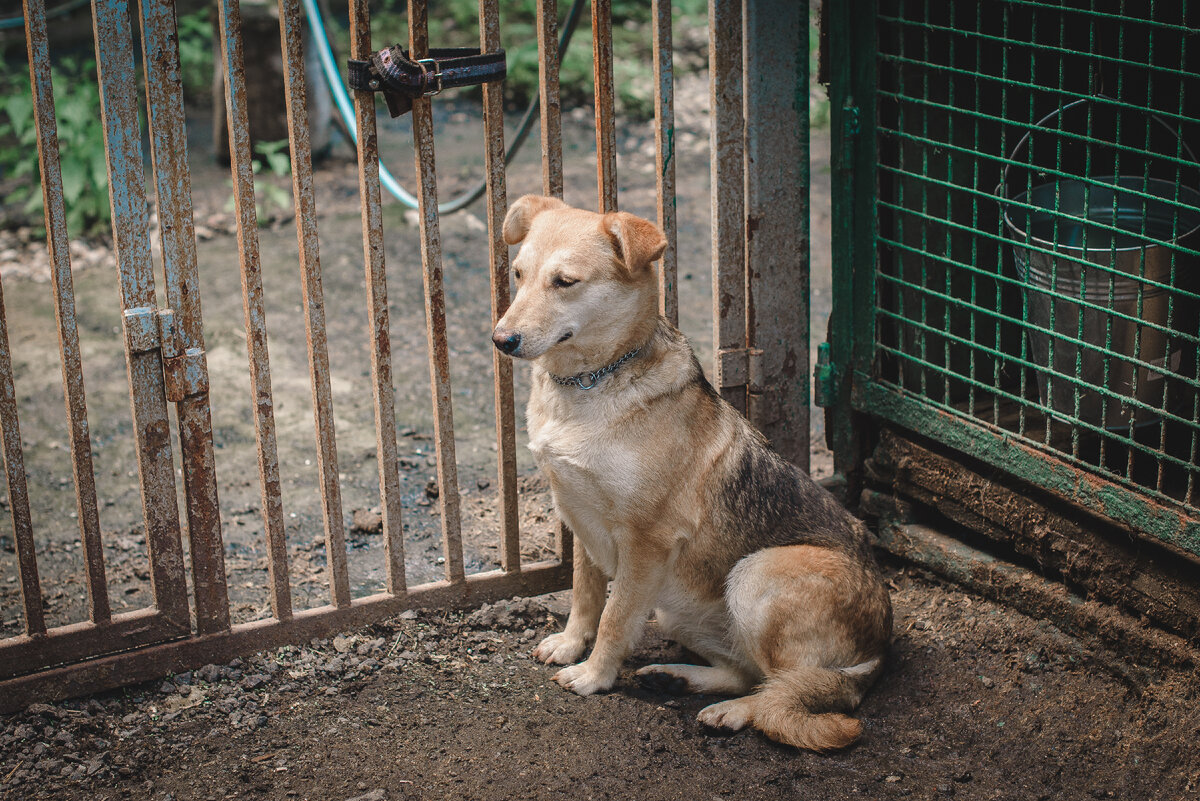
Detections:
[547, 345, 644, 390]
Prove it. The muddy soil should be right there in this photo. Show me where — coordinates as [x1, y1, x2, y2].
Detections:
[2, 563, 1199, 801]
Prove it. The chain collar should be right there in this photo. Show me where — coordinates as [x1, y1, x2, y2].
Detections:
[547, 345, 644, 390]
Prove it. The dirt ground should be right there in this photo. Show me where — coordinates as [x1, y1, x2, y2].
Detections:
[3, 24, 1199, 801]
[2, 563, 1199, 801]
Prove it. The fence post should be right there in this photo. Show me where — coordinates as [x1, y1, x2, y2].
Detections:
[744, 0, 810, 470]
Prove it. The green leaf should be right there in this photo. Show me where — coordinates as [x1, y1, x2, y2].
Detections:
[264, 151, 290, 177]
[61, 159, 86, 205]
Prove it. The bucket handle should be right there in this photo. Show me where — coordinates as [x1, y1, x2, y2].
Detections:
[997, 94, 1199, 202]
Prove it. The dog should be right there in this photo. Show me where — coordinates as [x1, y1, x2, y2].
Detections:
[491, 195, 892, 751]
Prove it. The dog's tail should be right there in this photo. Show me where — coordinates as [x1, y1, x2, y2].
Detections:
[750, 660, 882, 752]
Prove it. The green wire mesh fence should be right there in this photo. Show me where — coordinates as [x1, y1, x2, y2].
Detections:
[867, 1, 1200, 530]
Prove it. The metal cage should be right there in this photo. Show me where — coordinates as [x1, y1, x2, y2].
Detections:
[826, 0, 1200, 558]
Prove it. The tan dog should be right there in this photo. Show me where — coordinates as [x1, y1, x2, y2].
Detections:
[492, 195, 892, 751]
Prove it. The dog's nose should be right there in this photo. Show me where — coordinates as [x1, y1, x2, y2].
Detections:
[492, 328, 521, 355]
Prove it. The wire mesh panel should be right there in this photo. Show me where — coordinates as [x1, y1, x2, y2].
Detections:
[858, 0, 1200, 550]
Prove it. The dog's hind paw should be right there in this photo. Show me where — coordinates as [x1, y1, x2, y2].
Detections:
[553, 660, 615, 696]
[532, 631, 590, 665]
[697, 698, 755, 732]
[635, 665, 691, 695]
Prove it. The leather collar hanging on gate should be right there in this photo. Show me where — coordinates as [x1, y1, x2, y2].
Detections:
[348, 46, 507, 117]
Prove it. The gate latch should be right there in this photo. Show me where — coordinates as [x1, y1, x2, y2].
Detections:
[348, 46, 507, 117]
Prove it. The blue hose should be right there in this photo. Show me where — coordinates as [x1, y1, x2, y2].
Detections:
[0, 0, 90, 31]
[301, 0, 585, 213]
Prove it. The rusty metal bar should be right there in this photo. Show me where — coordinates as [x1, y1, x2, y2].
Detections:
[651, 0, 678, 325]
[0, 607, 186, 680]
[536, 0, 564, 198]
[138, 0, 231, 635]
[710, 0, 747, 414]
[537, 0, 572, 569]
[217, 0, 292, 621]
[349, 0, 407, 594]
[409, 0, 466, 584]
[23, 0, 109, 625]
[592, 0, 617, 212]
[0, 275, 43, 636]
[0, 560, 570, 713]
[744, 0, 809, 470]
[91, 0, 190, 629]
[277, 0, 351, 607]
[479, 0, 520, 573]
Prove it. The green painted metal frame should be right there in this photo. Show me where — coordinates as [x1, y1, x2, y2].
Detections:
[825, 0, 1200, 558]
[827, 0, 879, 489]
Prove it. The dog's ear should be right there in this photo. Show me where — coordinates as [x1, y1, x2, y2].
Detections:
[602, 212, 668, 274]
[503, 195, 567, 245]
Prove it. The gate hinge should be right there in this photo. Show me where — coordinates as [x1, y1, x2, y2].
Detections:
[717, 347, 766, 393]
[122, 307, 183, 356]
[122, 307, 208, 401]
[122, 306, 161, 353]
[814, 341, 835, 408]
[163, 347, 210, 402]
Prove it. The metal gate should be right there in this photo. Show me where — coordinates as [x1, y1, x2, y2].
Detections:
[1, 0, 810, 709]
[825, 1, 1200, 562]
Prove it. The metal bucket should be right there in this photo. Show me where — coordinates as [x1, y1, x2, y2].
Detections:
[1005, 177, 1200, 427]
[1001, 97, 1200, 429]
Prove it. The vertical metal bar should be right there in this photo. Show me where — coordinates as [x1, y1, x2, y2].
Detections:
[409, 0, 466, 584]
[916, 0, 929, 402]
[538, 0, 571, 568]
[893, 0, 908, 395]
[710, 0, 746, 414]
[592, 0, 617, 212]
[0, 275, 44, 636]
[536, 0, 564, 198]
[349, 0, 407, 594]
[1017, 4, 1033, 440]
[994, 2, 1009, 431]
[743, 0, 810, 470]
[277, 0, 351, 607]
[942, 2, 956, 411]
[1070, 9, 1090, 460]
[217, 0, 292, 621]
[138, 0, 231, 635]
[651, 0, 678, 326]
[90, 0, 189, 629]
[828, 0, 878, 486]
[480, 0, 521, 574]
[23, 0, 109, 625]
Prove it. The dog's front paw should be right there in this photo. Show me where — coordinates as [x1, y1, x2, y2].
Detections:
[552, 660, 616, 696]
[532, 631, 590, 665]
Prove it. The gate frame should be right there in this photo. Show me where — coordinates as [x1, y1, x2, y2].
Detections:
[1, 0, 811, 711]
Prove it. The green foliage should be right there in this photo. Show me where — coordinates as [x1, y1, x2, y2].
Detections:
[225, 139, 293, 225]
[809, 4, 829, 129]
[0, 57, 111, 236]
[365, 0, 708, 119]
[176, 8, 215, 100]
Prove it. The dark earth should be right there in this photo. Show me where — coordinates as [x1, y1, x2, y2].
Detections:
[2, 13, 1200, 801]
[2, 565, 1199, 801]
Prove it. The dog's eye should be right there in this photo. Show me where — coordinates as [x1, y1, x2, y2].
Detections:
[513, 268, 522, 281]
[552, 275, 579, 289]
